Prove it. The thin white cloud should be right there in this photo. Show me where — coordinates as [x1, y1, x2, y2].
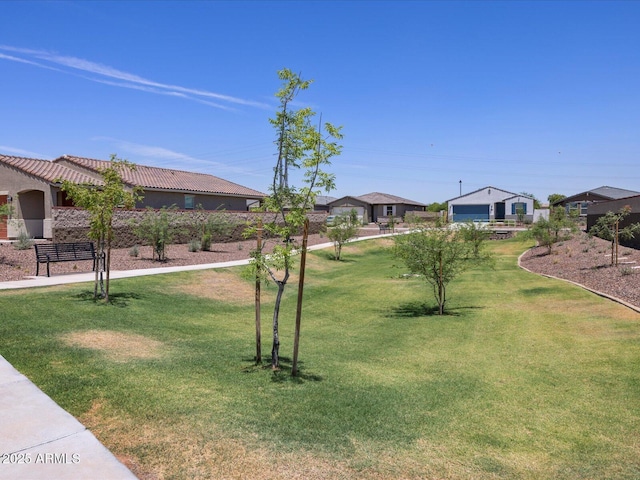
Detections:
[88, 78, 238, 111]
[0, 45, 271, 110]
[0, 52, 63, 73]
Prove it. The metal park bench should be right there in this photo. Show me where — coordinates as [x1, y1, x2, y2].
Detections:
[378, 223, 390, 233]
[34, 242, 99, 277]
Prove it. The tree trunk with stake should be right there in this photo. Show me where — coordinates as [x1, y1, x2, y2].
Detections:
[271, 270, 289, 370]
[254, 220, 262, 364]
[292, 218, 309, 377]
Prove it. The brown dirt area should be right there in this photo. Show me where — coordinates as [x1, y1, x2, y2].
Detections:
[0, 232, 347, 282]
[61, 330, 165, 362]
[519, 231, 640, 311]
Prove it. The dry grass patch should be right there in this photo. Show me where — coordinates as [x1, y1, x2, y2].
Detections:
[61, 330, 165, 362]
[171, 270, 255, 304]
[80, 401, 376, 480]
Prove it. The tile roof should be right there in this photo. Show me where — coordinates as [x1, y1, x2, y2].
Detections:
[0, 154, 99, 185]
[588, 186, 640, 200]
[356, 192, 426, 206]
[54, 155, 266, 198]
[446, 186, 528, 202]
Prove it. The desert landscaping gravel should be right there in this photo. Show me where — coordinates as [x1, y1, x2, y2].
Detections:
[0, 233, 335, 282]
[2, 230, 640, 311]
[519, 231, 640, 310]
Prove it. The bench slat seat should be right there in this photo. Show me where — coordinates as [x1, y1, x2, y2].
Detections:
[34, 242, 98, 277]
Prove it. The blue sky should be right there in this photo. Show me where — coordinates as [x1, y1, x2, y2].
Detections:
[2, 1, 640, 205]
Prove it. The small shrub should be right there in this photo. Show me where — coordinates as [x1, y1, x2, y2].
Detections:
[129, 245, 140, 257]
[188, 239, 202, 252]
[13, 230, 34, 250]
[621, 266, 634, 276]
[201, 233, 212, 252]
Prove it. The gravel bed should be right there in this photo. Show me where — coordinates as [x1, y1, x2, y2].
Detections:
[519, 231, 640, 310]
[0, 230, 382, 283]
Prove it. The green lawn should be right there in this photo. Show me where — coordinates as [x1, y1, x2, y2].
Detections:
[1, 237, 639, 479]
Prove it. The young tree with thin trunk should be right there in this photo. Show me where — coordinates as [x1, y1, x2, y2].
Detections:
[589, 206, 640, 265]
[133, 205, 181, 262]
[527, 206, 578, 255]
[394, 224, 490, 315]
[59, 155, 142, 302]
[245, 68, 342, 370]
[326, 210, 359, 260]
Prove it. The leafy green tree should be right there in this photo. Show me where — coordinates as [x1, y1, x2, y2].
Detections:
[245, 68, 343, 369]
[426, 201, 447, 213]
[326, 210, 359, 260]
[589, 206, 640, 265]
[547, 193, 566, 205]
[526, 206, 577, 254]
[190, 206, 237, 251]
[394, 224, 489, 315]
[520, 192, 541, 209]
[458, 221, 491, 257]
[59, 155, 142, 302]
[0, 203, 13, 217]
[133, 205, 180, 262]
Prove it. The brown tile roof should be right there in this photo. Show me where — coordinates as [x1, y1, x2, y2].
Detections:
[357, 192, 426, 206]
[0, 154, 99, 185]
[55, 155, 265, 198]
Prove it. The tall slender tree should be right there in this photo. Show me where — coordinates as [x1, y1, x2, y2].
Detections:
[59, 155, 141, 302]
[246, 68, 343, 370]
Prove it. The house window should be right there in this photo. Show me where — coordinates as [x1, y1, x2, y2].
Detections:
[385, 205, 395, 216]
[511, 202, 527, 215]
[567, 202, 587, 215]
[184, 195, 195, 210]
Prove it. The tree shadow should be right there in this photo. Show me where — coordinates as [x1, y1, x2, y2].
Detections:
[313, 250, 356, 263]
[386, 301, 443, 318]
[72, 291, 144, 307]
[385, 301, 484, 318]
[241, 355, 324, 383]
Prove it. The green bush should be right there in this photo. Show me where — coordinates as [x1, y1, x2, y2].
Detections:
[188, 239, 202, 252]
[13, 230, 34, 250]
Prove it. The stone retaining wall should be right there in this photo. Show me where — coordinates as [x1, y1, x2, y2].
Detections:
[52, 208, 328, 248]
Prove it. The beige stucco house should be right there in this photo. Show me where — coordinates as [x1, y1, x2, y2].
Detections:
[328, 192, 426, 223]
[0, 154, 265, 239]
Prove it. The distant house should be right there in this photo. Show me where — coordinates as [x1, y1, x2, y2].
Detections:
[447, 186, 534, 223]
[0, 153, 266, 239]
[314, 195, 337, 212]
[328, 192, 426, 223]
[552, 186, 640, 217]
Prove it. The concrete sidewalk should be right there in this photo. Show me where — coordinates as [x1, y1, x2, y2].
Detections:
[0, 355, 137, 479]
[0, 239, 353, 291]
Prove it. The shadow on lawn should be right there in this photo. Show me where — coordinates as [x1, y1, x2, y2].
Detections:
[387, 301, 484, 318]
[241, 355, 324, 383]
[313, 250, 357, 263]
[73, 291, 144, 307]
